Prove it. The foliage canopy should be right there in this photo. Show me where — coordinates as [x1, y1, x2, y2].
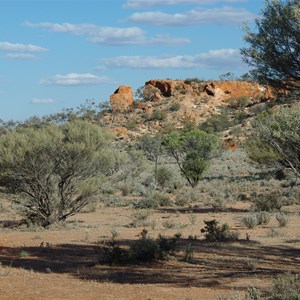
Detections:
[163, 129, 220, 187]
[0, 120, 119, 226]
[241, 0, 300, 89]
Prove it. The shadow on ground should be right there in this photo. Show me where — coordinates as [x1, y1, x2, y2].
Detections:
[0, 237, 299, 289]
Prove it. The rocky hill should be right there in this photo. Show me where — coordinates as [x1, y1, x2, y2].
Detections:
[98, 79, 275, 144]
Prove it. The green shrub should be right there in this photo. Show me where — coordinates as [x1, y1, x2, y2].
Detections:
[199, 109, 231, 133]
[156, 166, 173, 188]
[104, 197, 126, 207]
[184, 78, 204, 84]
[256, 211, 272, 225]
[253, 193, 285, 212]
[126, 120, 137, 130]
[152, 192, 172, 206]
[131, 198, 159, 209]
[130, 210, 151, 227]
[130, 231, 178, 262]
[276, 212, 289, 227]
[162, 219, 176, 229]
[242, 214, 258, 229]
[150, 109, 167, 121]
[201, 219, 238, 241]
[267, 273, 300, 300]
[169, 102, 181, 112]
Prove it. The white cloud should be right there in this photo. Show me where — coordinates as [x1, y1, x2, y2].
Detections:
[31, 98, 58, 104]
[127, 7, 255, 26]
[40, 73, 114, 86]
[5, 53, 38, 60]
[124, 0, 245, 8]
[0, 41, 48, 52]
[99, 49, 245, 70]
[24, 21, 189, 46]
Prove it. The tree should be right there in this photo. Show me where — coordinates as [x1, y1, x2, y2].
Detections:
[245, 105, 300, 179]
[139, 134, 162, 185]
[163, 129, 220, 187]
[0, 120, 119, 227]
[241, 0, 300, 89]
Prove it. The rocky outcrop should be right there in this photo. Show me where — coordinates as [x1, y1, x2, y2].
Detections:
[110, 85, 134, 112]
[145, 79, 192, 98]
[203, 81, 274, 105]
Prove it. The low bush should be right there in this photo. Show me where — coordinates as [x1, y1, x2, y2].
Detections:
[256, 211, 272, 225]
[98, 230, 179, 264]
[169, 102, 181, 112]
[149, 109, 167, 121]
[252, 193, 285, 212]
[156, 166, 173, 188]
[276, 212, 289, 227]
[242, 214, 258, 229]
[201, 219, 239, 241]
[266, 273, 300, 300]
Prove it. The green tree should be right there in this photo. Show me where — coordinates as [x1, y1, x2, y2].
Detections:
[245, 105, 300, 178]
[163, 129, 220, 187]
[0, 120, 119, 227]
[241, 0, 300, 89]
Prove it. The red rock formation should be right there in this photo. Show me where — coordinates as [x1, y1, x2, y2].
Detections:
[110, 85, 134, 112]
[203, 81, 274, 105]
[145, 79, 191, 98]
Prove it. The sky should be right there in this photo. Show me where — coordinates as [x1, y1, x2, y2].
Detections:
[0, 0, 265, 121]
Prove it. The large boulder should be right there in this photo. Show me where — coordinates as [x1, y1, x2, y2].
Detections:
[110, 85, 134, 112]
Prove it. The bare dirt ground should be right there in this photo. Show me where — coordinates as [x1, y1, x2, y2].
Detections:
[0, 200, 299, 300]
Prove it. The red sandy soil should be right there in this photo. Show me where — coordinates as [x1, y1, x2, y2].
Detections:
[0, 201, 299, 300]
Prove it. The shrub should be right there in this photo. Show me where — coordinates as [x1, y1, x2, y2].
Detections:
[130, 231, 179, 262]
[256, 211, 272, 225]
[152, 192, 172, 207]
[242, 214, 258, 229]
[126, 120, 137, 130]
[184, 78, 204, 84]
[0, 120, 116, 227]
[201, 219, 238, 241]
[104, 197, 126, 208]
[128, 231, 179, 262]
[266, 273, 300, 300]
[169, 102, 181, 112]
[131, 198, 159, 209]
[150, 109, 167, 121]
[156, 166, 173, 188]
[162, 219, 176, 229]
[199, 108, 231, 133]
[252, 193, 285, 212]
[130, 210, 151, 227]
[276, 212, 289, 227]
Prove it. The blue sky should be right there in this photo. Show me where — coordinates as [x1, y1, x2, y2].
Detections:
[0, 0, 264, 121]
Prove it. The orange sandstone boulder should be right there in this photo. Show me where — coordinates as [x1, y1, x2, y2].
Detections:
[110, 85, 134, 112]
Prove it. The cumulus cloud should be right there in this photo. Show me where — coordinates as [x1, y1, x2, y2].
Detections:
[24, 21, 189, 46]
[127, 7, 255, 26]
[124, 0, 245, 8]
[40, 73, 114, 86]
[31, 98, 58, 104]
[5, 53, 38, 60]
[0, 41, 48, 52]
[99, 49, 245, 70]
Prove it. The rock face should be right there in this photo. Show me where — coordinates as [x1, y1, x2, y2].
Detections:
[110, 85, 134, 112]
[203, 81, 274, 104]
[145, 79, 191, 98]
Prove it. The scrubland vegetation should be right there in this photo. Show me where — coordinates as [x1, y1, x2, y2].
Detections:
[0, 0, 299, 299]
